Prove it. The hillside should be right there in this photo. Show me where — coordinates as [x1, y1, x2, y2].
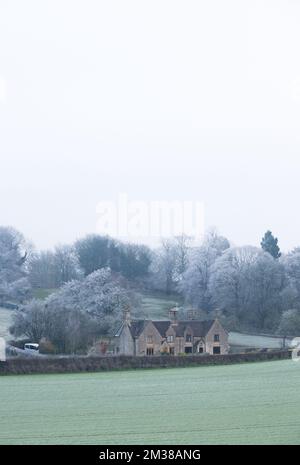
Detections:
[141, 292, 180, 320]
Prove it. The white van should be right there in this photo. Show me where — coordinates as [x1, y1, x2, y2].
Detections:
[24, 343, 40, 354]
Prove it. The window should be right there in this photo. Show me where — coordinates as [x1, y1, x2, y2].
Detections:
[167, 335, 174, 343]
[213, 346, 221, 355]
[214, 334, 220, 342]
[146, 348, 154, 356]
[186, 334, 192, 343]
[185, 347, 193, 354]
[147, 335, 153, 343]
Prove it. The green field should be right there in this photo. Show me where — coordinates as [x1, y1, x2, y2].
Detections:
[0, 360, 300, 445]
[32, 288, 57, 300]
[229, 332, 288, 349]
[142, 292, 180, 320]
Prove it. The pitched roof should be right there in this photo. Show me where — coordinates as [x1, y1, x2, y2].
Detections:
[116, 319, 216, 339]
[114, 320, 151, 338]
[130, 320, 171, 338]
[128, 320, 147, 338]
[172, 320, 215, 337]
[152, 321, 172, 337]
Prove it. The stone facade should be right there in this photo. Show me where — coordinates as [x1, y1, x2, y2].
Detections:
[115, 309, 229, 356]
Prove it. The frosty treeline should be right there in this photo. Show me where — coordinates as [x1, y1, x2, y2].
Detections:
[1, 225, 300, 353]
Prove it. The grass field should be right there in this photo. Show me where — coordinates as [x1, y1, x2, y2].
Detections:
[0, 360, 300, 445]
[32, 288, 56, 300]
[229, 332, 289, 349]
[141, 292, 180, 320]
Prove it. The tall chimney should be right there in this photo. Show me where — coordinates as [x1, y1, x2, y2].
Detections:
[187, 309, 197, 320]
[169, 305, 179, 325]
[123, 306, 131, 326]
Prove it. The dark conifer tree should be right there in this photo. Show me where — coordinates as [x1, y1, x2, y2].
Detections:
[261, 231, 281, 259]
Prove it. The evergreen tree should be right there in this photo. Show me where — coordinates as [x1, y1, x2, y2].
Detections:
[261, 231, 281, 259]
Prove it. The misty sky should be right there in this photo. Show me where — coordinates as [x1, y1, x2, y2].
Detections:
[1, 0, 300, 251]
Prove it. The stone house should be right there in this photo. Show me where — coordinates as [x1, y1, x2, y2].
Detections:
[114, 308, 229, 356]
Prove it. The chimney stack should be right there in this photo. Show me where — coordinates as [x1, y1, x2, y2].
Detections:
[123, 305, 131, 326]
[169, 305, 179, 325]
[187, 309, 197, 320]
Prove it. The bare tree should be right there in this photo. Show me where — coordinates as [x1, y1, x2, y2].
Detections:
[28, 245, 83, 289]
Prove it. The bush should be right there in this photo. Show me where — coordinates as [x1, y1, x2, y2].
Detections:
[39, 339, 56, 355]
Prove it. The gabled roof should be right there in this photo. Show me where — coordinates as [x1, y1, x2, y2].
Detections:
[173, 320, 215, 337]
[129, 320, 147, 338]
[130, 320, 171, 338]
[152, 321, 172, 337]
[116, 318, 216, 339]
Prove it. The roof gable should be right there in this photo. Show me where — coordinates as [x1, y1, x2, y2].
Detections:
[152, 320, 171, 337]
[129, 320, 147, 338]
[174, 320, 215, 337]
[116, 319, 217, 339]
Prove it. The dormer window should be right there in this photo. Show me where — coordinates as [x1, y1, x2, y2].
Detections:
[167, 335, 174, 343]
[186, 334, 192, 343]
[214, 334, 220, 342]
[147, 335, 153, 343]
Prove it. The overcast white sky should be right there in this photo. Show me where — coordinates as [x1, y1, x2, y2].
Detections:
[1, 0, 300, 251]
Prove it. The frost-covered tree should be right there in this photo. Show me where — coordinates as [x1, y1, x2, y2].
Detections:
[0, 226, 31, 304]
[280, 250, 300, 309]
[52, 245, 83, 286]
[277, 309, 300, 336]
[173, 234, 193, 278]
[246, 251, 286, 329]
[8, 277, 32, 303]
[204, 228, 231, 254]
[149, 235, 194, 294]
[28, 250, 57, 288]
[181, 247, 220, 311]
[11, 268, 140, 352]
[10, 299, 48, 342]
[46, 268, 138, 335]
[209, 246, 285, 330]
[149, 239, 178, 294]
[180, 231, 230, 310]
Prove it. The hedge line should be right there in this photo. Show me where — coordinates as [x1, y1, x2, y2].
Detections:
[0, 350, 292, 375]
